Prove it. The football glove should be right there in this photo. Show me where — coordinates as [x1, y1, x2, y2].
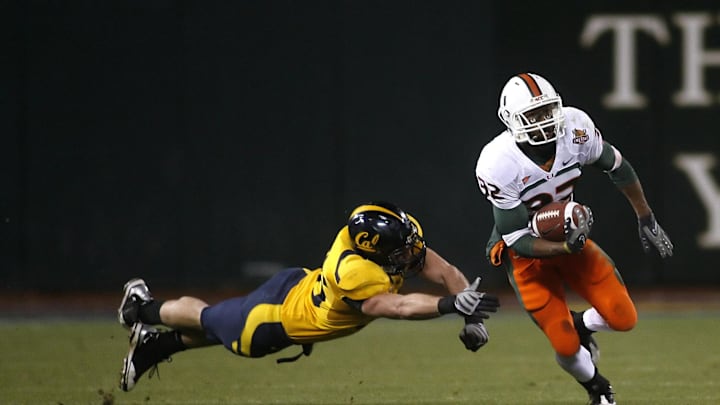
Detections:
[584, 205, 594, 228]
[564, 206, 592, 253]
[454, 277, 483, 315]
[459, 320, 490, 352]
[458, 292, 499, 352]
[638, 213, 674, 258]
[453, 277, 500, 316]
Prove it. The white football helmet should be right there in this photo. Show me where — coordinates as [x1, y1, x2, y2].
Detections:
[497, 73, 565, 145]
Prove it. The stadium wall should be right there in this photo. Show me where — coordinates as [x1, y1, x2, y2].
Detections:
[2, 1, 719, 292]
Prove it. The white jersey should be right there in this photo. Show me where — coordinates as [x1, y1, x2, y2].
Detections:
[475, 106, 604, 246]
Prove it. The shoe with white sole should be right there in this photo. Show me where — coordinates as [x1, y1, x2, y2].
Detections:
[118, 278, 153, 329]
[119, 323, 170, 392]
[582, 372, 616, 405]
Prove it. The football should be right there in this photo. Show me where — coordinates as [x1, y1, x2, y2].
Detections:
[531, 201, 589, 242]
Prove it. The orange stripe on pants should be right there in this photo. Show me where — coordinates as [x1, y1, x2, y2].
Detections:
[506, 239, 637, 356]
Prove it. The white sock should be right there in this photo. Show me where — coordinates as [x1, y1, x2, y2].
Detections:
[556, 346, 595, 382]
[583, 307, 612, 332]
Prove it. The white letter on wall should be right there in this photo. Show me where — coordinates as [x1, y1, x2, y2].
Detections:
[672, 13, 720, 107]
[580, 15, 670, 109]
[674, 153, 720, 248]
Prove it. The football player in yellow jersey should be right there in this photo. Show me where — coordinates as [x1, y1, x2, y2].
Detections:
[117, 201, 500, 392]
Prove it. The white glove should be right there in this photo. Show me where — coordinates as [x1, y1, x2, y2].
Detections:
[454, 277, 484, 316]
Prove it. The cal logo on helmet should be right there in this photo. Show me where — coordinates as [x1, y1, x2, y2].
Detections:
[354, 231, 380, 253]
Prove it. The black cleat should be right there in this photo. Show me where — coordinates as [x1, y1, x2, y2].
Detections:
[119, 323, 170, 391]
[587, 383, 616, 405]
[581, 371, 616, 405]
[118, 278, 153, 329]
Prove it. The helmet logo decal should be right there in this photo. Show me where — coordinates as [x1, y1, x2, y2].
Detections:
[572, 128, 589, 144]
[354, 231, 380, 253]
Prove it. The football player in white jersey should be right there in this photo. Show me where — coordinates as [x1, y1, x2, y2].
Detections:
[475, 72, 673, 405]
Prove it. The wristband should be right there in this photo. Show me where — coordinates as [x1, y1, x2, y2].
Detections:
[437, 295, 457, 314]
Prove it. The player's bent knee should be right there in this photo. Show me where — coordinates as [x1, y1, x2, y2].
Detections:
[607, 305, 637, 332]
[609, 316, 637, 332]
[162, 296, 209, 328]
[177, 296, 209, 308]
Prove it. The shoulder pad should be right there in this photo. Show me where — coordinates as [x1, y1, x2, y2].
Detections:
[336, 255, 392, 300]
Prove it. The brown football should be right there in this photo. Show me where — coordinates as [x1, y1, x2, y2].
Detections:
[531, 201, 588, 242]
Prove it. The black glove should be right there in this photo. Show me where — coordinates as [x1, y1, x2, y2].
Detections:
[564, 206, 592, 253]
[459, 320, 490, 352]
[638, 213, 674, 258]
[458, 293, 499, 352]
[472, 293, 500, 315]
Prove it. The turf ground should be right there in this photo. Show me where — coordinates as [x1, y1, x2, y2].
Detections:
[1, 307, 718, 405]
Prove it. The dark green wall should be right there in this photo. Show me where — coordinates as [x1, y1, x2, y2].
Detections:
[2, 1, 719, 292]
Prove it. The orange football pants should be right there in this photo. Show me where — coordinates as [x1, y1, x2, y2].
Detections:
[491, 239, 637, 357]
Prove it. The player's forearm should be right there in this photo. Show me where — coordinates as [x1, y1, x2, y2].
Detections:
[420, 248, 469, 294]
[398, 293, 448, 319]
[437, 265, 470, 295]
[361, 293, 444, 320]
[605, 155, 651, 217]
[534, 237, 574, 256]
[618, 180, 652, 218]
[511, 234, 569, 257]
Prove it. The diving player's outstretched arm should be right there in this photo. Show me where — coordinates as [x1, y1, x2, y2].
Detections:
[360, 248, 499, 321]
[360, 292, 452, 320]
[419, 248, 472, 294]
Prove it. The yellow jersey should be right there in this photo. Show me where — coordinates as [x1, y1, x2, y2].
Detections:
[280, 225, 403, 343]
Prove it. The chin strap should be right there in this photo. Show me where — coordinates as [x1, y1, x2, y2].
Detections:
[276, 344, 314, 364]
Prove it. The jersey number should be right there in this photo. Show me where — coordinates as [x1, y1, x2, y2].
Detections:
[477, 177, 502, 202]
[523, 177, 579, 211]
[311, 273, 327, 307]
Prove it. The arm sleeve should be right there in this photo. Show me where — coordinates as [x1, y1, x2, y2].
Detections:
[591, 141, 639, 187]
[590, 141, 618, 171]
[608, 159, 639, 187]
[493, 205, 534, 253]
[494, 204, 530, 235]
[509, 234, 536, 257]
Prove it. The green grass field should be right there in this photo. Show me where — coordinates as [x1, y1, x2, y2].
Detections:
[1, 312, 718, 405]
